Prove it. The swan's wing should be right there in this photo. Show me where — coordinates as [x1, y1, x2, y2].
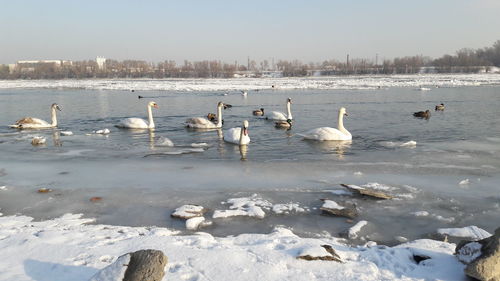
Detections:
[15, 117, 49, 126]
[267, 111, 287, 121]
[223, 127, 241, 144]
[116, 118, 149, 128]
[301, 127, 349, 141]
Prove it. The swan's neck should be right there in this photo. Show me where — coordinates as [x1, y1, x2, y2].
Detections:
[239, 127, 245, 145]
[50, 107, 58, 127]
[147, 105, 155, 129]
[286, 102, 292, 119]
[216, 105, 223, 127]
[337, 112, 350, 136]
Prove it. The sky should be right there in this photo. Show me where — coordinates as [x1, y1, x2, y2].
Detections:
[1, 0, 500, 64]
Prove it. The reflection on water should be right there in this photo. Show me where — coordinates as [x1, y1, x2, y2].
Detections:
[304, 139, 352, 159]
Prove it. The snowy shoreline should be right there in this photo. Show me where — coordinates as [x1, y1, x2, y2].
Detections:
[0, 73, 499, 91]
[0, 213, 469, 281]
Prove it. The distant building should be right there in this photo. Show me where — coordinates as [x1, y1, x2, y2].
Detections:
[14, 60, 72, 73]
[96, 57, 106, 70]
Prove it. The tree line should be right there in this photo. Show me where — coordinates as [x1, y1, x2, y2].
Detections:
[1, 40, 499, 79]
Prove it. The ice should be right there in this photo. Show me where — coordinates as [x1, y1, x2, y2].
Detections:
[456, 242, 482, 263]
[186, 217, 207, 230]
[60, 131, 74, 136]
[1, 74, 499, 91]
[459, 179, 470, 185]
[411, 211, 430, 217]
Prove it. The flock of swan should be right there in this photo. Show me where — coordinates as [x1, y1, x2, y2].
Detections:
[8, 98, 352, 146]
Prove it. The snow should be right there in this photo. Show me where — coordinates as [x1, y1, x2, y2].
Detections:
[437, 226, 492, 240]
[348, 221, 368, 239]
[0, 74, 499, 91]
[456, 242, 482, 264]
[321, 200, 344, 210]
[171, 205, 205, 219]
[298, 245, 332, 258]
[272, 203, 308, 214]
[0, 213, 467, 281]
[88, 254, 130, 281]
[186, 217, 208, 230]
[213, 194, 271, 219]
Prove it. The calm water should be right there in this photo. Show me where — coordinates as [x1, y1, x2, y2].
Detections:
[0, 84, 499, 243]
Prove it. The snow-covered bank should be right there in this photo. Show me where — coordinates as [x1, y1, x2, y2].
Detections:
[0, 74, 499, 91]
[0, 214, 467, 281]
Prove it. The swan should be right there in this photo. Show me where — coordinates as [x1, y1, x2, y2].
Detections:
[116, 101, 158, 129]
[253, 108, 264, 116]
[9, 103, 62, 129]
[267, 98, 292, 121]
[224, 120, 250, 145]
[301, 107, 352, 141]
[186, 102, 224, 129]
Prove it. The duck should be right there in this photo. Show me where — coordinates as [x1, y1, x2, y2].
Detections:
[253, 108, 265, 116]
[224, 120, 250, 145]
[435, 103, 445, 111]
[207, 113, 217, 122]
[186, 102, 224, 129]
[413, 110, 431, 119]
[267, 98, 293, 121]
[275, 119, 292, 129]
[116, 101, 158, 129]
[10, 103, 62, 129]
[301, 107, 352, 141]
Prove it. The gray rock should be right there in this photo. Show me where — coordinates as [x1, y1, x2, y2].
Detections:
[297, 245, 342, 262]
[340, 184, 393, 200]
[320, 199, 358, 219]
[89, 249, 167, 281]
[456, 227, 499, 281]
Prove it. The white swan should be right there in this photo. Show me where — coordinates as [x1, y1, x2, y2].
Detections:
[9, 103, 62, 129]
[224, 120, 250, 145]
[186, 102, 224, 129]
[116, 101, 158, 129]
[267, 98, 292, 121]
[301, 107, 352, 141]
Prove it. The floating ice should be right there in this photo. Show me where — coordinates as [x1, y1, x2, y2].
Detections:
[186, 217, 208, 230]
[459, 179, 470, 185]
[272, 203, 308, 214]
[171, 205, 205, 219]
[93, 128, 110, 135]
[213, 194, 271, 219]
[60, 131, 74, 136]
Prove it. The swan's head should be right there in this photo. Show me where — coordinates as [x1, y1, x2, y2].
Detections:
[287, 98, 292, 104]
[217, 101, 224, 108]
[243, 120, 249, 136]
[340, 107, 348, 116]
[51, 103, 62, 111]
[148, 101, 159, 109]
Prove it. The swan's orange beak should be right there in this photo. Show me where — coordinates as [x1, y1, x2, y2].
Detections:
[153, 104, 159, 109]
[344, 112, 348, 116]
[243, 128, 248, 136]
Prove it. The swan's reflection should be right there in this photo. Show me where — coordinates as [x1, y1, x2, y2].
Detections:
[239, 144, 248, 161]
[148, 129, 155, 150]
[52, 130, 62, 147]
[305, 140, 352, 159]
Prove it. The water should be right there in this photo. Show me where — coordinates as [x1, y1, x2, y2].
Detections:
[0, 81, 499, 244]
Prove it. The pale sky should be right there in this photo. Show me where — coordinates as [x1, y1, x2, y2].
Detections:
[1, 0, 499, 64]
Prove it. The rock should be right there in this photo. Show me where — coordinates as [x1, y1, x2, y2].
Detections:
[456, 227, 499, 281]
[297, 245, 342, 262]
[171, 204, 206, 219]
[320, 199, 358, 219]
[89, 249, 167, 281]
[413, 254, 431, 264]
[340, 184, 393, 200]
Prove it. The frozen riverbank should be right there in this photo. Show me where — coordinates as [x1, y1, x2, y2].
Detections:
[0, 213, 468, 281]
